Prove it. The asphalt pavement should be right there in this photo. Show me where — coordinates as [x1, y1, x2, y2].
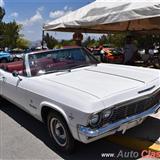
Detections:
[0, 97, 160, 160]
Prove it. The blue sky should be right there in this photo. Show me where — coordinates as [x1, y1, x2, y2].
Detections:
[0, 0, 99, 41]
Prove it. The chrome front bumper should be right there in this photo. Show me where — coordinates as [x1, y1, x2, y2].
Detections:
[78, 103, 160, 143]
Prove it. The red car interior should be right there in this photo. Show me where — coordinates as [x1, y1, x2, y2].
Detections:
[0, 61, 24, 73]
[0, 56, 86, 76]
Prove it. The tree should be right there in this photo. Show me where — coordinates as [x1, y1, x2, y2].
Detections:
[0, 7, 5, 46]
[44, 33, 58, 49]
[0, 21, 5, 41]
[16, 38, 30, 49]
[0, 7, 27, 50]
[0, 21, 22, 49]
[83, 36, 99, 47]
[83, 36, 91, 47]
[60, 39, 76, 47]
[108, 33, 127, 48]
[136, 34, 160, 49]
[99, 35, 109, 45]
[0, 7, 5, 22]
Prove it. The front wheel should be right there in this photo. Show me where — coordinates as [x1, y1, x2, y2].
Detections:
[47, 112, 75, 153]
[13, 57, 20, 62]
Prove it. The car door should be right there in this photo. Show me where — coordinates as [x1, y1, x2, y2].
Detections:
[1, 71, 27, 107]
[0, 69, 5, 95]
[1, 69, 38, 115]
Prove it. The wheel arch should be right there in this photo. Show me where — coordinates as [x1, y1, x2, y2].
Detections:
[40, 101, 70, 125]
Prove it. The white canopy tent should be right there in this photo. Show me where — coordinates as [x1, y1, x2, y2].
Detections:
[44, 0, 160, 33]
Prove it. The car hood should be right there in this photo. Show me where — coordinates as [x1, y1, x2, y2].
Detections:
[41, 63, 159, 99]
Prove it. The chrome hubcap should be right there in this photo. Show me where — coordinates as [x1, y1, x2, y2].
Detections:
[50, 118, 67, 147]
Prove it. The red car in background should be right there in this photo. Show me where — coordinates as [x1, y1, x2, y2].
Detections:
[102, 48, 124, 63]
[90, 47, 124, 64]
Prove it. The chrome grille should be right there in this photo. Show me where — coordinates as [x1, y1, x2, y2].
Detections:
[108, 90, 160, 123]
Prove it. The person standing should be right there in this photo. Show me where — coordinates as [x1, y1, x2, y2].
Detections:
[124, 36, 137, 65]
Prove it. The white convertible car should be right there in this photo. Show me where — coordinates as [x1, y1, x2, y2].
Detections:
[0, 47, 160, 153]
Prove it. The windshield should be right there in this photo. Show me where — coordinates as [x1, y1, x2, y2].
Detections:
[28, 48, 99, 76]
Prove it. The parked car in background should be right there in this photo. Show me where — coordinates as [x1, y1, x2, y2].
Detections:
[0, 51, 11, 63]
[102, 48, 124, 63]
[137, 48, 160, 68]
[9, 49, 25, 62]
[0, 47, 160, 153]
[91, 47, 124, 64]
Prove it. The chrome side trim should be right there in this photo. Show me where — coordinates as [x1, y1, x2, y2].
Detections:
[78, 103, 160, 138]
[138, 85, 156, 94]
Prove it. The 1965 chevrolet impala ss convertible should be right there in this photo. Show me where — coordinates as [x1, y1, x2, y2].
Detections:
[0, 47, 160, 153]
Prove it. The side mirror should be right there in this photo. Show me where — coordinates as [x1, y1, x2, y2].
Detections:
[12, 71, 19, 77]
[12, 71, 22, 81]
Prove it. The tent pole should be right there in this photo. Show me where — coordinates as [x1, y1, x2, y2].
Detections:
[42, 26, 45, 50]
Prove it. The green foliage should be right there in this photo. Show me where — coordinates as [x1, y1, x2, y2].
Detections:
[136, 34, 160, 48]
[83, 34, 126, 48]
[0, 21, 22, 49]
[107, 33, 127, 48]
[44, 33, 58, 49]
[16, 38, 30, 49]
[0, 7, 5, 22]
[0, 7, 29, 50]
[60, 39, 76, 46]
[83, 36, 99, 47]
[99, 35, 109, 45]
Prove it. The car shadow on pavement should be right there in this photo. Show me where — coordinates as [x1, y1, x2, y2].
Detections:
[1, 98, 160, 160]
[125, 115, 160, 143]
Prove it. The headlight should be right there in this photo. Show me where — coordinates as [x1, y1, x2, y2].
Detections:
[89, 109, 112, 128]
[102, 110, 112, 119]
[89, 114, 100, 127]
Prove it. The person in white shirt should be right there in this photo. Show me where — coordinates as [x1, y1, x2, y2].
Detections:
[148, 46, 155, 56]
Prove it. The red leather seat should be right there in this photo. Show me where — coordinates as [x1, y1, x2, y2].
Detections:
[6, 61, 24, 73]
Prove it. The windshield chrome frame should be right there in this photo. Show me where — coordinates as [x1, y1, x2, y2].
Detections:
[25, 53, 32, 77]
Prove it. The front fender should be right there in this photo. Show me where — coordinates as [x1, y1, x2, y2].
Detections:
[39, 101, 81, 141]
[40, 101, 70, 125]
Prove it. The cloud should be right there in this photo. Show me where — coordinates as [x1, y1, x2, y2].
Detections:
[10, 12, 19, 18]
[49, 6, 72, 19]
[37, 6, 44, 12]
[19, 6, 74, 41]
[64, 5, 69, 10]
[30, 11, 43, 23]
[0, 0, 4, 7]
[18, 7, 43, 26]
[18, 7, 44, 41]
[49, 10, 65, 19]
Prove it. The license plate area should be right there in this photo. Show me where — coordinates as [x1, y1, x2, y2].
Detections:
[117, 118, 144, 134]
